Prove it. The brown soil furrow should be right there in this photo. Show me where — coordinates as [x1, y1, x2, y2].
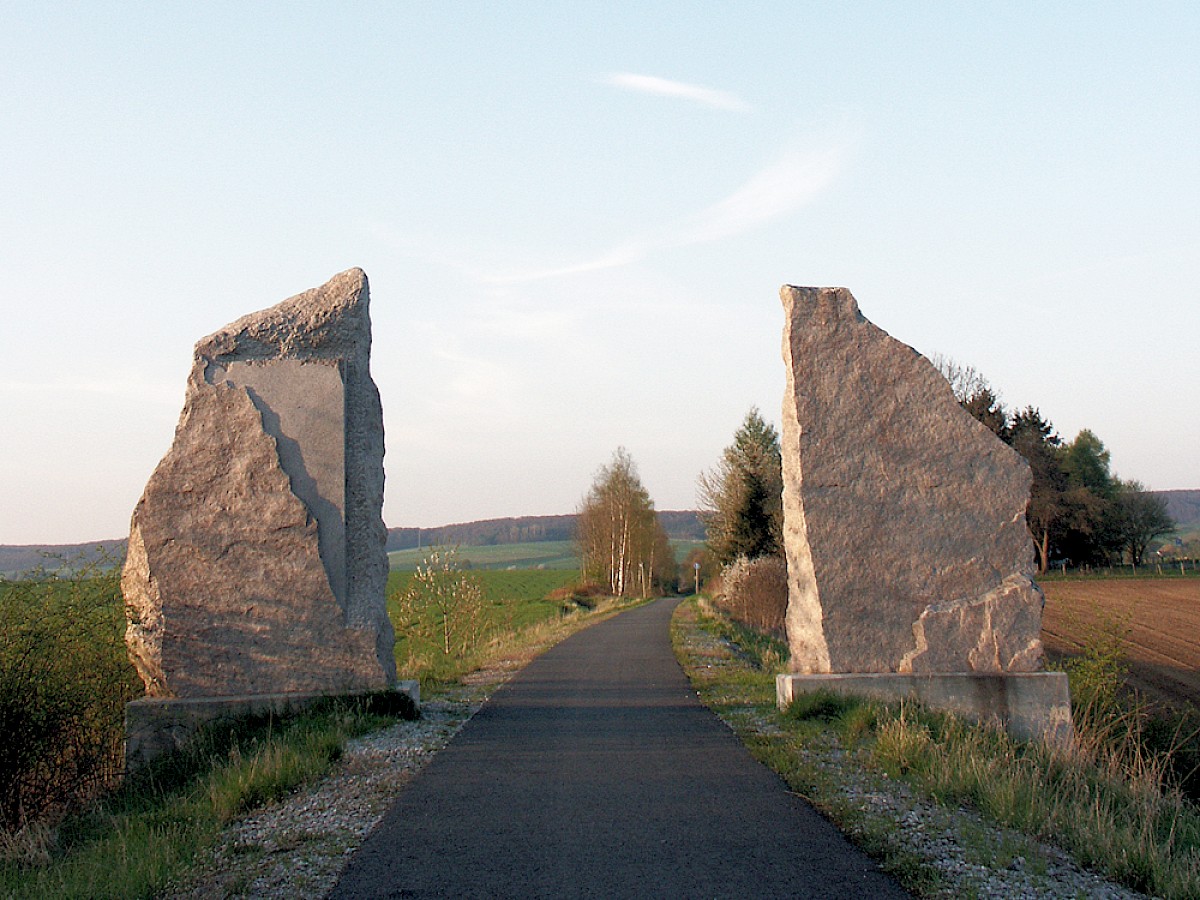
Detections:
[1121, 636, 1194, 669]
[1040, 578, 1200, 709]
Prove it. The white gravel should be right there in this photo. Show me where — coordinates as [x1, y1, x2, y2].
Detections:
[163, 695, 482, 899]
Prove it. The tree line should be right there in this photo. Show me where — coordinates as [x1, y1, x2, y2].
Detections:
[936, 358, 1174, 570]
[385, 512, 704, 553]
[696, 363, 1175, 579]
[575, 356, 1175, 599]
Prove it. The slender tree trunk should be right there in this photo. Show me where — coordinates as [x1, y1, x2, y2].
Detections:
[617, 513, 628, 597]
[609, 504, 619, 594]
[647, 545, 655, 598]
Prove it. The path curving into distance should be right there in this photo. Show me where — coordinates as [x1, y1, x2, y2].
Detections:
[331, 597, 910, 899]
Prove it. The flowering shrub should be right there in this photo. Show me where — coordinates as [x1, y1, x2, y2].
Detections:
[393, 547, 487, 657]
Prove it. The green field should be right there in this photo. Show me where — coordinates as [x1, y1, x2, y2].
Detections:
[389, 539, 706, 571]
[387, 568, 578, 608]
[670, 539, 706, 562]
[389, 541, 579, 570]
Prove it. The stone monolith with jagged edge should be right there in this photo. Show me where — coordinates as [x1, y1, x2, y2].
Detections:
[122, 268, 396, 698]
[775, 285, 1071, 745]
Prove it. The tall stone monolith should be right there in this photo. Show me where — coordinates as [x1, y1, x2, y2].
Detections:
[779, 285, 1046, 674]
[775, 286, 1070, 744]
[122, 268, 396, 698]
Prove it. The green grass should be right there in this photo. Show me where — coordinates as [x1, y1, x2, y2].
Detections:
[389, 539, 708, 571]
[387, 567, 578, 604]
[1037, 558, 1200, 580]
[387, 567, 585, 688]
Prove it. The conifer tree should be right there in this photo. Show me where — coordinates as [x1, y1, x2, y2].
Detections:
[698, 408, 784, 565]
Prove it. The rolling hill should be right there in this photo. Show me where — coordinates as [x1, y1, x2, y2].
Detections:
[1, 512, 706, 576]
[1160, 489, 1200, 529]
[7, 491, 1193, 577]
[384, 511, 704, 551]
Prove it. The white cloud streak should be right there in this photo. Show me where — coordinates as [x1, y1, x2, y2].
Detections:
[601, 72, 751, 112]
[669, 146, 843, 245]
[484, 142, 845, 285]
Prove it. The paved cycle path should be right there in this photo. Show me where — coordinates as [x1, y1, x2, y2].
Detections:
[331, 598, 910, 899]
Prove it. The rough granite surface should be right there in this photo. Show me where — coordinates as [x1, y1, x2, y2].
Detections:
[779, 285, 1044, 675]
[122, 268, 395, 697]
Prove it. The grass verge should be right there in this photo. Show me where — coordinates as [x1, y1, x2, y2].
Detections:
[672, 596, 1200, 899]
[0, 696, 406, 899]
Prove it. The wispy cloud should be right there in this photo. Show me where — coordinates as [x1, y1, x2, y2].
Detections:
[669, 146, 843, 245]
[485, 141, 846, 285]
[601, 72, 750, 112]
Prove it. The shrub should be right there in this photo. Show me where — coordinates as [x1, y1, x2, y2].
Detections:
[546, 581, 608, 611]
[712, 555, 787, 640]
[0, 563, 141, 835]
[393, 548, 488, 657]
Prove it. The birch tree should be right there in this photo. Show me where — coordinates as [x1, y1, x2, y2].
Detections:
[576, 448, 675, 597]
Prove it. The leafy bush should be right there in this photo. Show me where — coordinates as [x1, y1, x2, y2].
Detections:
[0, 563, 141, 834]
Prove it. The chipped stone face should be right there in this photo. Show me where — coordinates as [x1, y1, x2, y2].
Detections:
[779, 286, 1044, 675]
[122, 268, 395, 697]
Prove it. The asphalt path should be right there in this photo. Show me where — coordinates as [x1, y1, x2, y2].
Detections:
[331, 598, 910, 899]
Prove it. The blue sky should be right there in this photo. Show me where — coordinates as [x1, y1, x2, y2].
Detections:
[2, 2, 1197, 544]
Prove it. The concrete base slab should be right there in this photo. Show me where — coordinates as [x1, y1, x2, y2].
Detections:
[776, 672, 1073, 748]
[125, 681, 420, 774]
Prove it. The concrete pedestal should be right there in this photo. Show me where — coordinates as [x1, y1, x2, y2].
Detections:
[125, 681, 420, 774]
[776, 672, 1072, 748]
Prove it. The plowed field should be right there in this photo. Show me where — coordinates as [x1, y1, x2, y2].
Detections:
[1041, 578, 1200, 708]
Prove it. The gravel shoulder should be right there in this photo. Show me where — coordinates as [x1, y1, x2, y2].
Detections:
[164, 693, 484, 899]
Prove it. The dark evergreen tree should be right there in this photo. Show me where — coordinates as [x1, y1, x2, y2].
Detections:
[698, 408, 784, 565]
[1008, 406, 1068, 572]
[962, 386, 1009, 440]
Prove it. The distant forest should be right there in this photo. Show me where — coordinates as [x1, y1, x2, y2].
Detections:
[4, 494, 1193, 577]
[384, 511, 705, 552]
